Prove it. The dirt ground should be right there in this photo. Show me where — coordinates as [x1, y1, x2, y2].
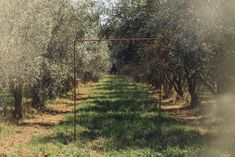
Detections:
[0, 84, 90, 156]
[1, 80, 232, 156]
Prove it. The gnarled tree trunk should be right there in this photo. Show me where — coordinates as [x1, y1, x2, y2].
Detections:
[10, 83, 23, 119]
[187, 75, 199, 107]
[31, 87, 45, 109]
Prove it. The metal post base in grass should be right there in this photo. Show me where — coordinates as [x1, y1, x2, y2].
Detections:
[73, 39, 77, 142]
[157, 68, 162, 138]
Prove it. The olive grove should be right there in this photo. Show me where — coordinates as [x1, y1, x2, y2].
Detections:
[1, 0, 235, 156]
[102, 0, 235, 106]
[0, 0, 111, 119]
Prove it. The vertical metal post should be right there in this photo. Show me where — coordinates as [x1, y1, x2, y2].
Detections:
[157, 47, 163, 138]
[73, 39, 77, 142]
[158, 66, 162, 137]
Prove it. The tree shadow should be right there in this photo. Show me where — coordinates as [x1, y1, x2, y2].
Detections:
[36, 75, 205, 154]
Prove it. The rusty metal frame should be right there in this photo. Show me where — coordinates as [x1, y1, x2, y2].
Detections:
[73, 37, 162, 142]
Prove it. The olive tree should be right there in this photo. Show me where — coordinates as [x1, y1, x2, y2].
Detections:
[0, 0, 50, 118]
[102, 0, 235, 106]
[0, 0, 111, 118]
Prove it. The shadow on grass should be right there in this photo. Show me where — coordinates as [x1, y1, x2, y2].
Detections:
[34, 75, 205, 154]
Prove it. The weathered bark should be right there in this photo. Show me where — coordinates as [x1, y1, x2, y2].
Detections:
[184, 66, 199, 107]
[163, 81, 173, 99]
[187, 75, 199, 107]
[10, 83, 23, 119]
[31, 87, 45, 109]
[164, 72, 184, 99]
[175, 79, 184, 99]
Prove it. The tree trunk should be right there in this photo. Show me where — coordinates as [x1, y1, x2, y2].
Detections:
[164, 72, 184, 99]
[188, 78, 199, 107]
[10, 83, 23, 119]
[190, 91, 198, 106]
[184, 66, 199, 107]
[175, 81, 184, 99]
[31, 87, 45, 109]
[163, 82, 173, 99]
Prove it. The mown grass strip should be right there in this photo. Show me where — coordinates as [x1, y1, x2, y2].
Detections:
[28, 75, 205, 157]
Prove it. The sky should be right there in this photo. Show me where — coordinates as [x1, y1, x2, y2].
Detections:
[70, 0, 119, 25]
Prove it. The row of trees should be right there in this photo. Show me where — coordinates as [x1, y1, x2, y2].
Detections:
[102, 0, 235, 106]
[0, 0, 111, 119]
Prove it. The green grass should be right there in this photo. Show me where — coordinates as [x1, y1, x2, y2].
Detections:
[29, 75, 205, 157]
[0, 90, 15, 142]
[0, 121, 16, 139]
[0, 89, 14, 116]
[46, 95, 73, 105]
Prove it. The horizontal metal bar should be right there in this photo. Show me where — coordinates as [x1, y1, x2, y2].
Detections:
[76, 37, 159, 42]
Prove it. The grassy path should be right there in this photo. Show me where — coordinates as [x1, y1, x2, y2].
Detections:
[21, 75, 205, 156]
